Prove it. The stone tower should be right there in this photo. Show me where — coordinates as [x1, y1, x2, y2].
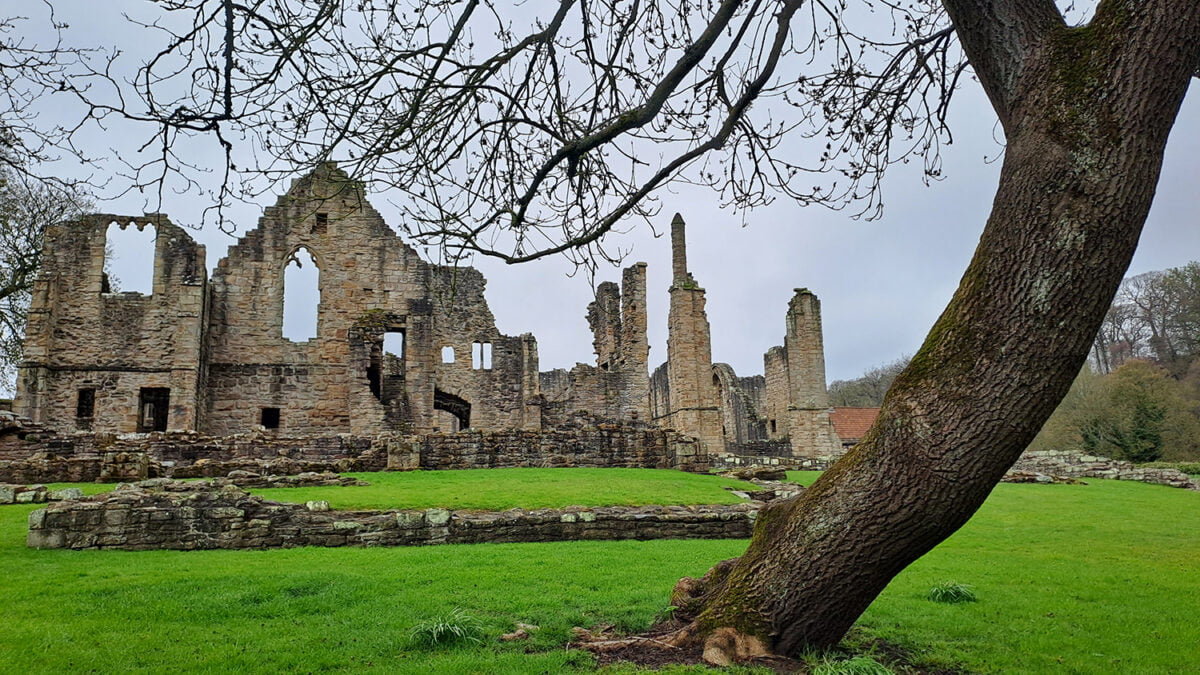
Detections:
[660, 214, 725, 454]
[783, 289, 841, 457]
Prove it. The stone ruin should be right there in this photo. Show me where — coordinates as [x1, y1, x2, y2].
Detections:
[10, 163, 844, 474]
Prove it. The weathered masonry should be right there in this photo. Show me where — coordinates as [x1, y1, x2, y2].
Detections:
[15, 164, 842, 460]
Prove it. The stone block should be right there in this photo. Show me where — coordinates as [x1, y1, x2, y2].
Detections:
[47, 488, 84, 501]
[426, 508, 451, 526]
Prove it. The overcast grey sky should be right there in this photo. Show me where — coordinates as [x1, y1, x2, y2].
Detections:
[23, 3, 1200, 385]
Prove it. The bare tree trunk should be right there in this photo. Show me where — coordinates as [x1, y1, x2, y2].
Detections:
[674, 0, 1200, 657]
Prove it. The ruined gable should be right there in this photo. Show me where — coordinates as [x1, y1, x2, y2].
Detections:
[16, 214, 206, 433]
[13, 166, 842, 465]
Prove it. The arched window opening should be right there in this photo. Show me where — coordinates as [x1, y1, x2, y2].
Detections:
[441, 346, 455, 363]
[472, 342, 493, 370]
[434, 389, 470, 430]
[282, 247, 320, 341]
[104, 222, 156, 294]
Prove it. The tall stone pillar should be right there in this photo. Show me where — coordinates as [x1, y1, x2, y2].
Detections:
[619, 263, 651, 420]
[671, 213, 689, 283]
[783, 289, 841, 457]
[519, 333, 543, 430]
[663, 214, 725, 454]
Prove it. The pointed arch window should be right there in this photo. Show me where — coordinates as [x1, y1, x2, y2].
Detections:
[283, 247, 320, 341]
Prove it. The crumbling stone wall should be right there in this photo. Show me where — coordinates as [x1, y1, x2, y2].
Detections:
[541, 263, 651, 425]
[13, 166, 842, 464]
[16, 214, 207, 433]
[203, 166, 541, 436]
[650, 215, 840, 459]
[1011, 451, 1199, 490]
[713, 365, 768, 448]
[407, 425, 707, 472]
[15, 165, 660, 441]
[27, 484, 757, 550]
[0, 484, 83, 504]
[0, 417, 707, 483]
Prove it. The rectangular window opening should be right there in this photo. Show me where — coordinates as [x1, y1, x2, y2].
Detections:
[441, 346, 455, 363]
[261, 407, 281, 429]
[76, 389, 96, 430]
[313, 212, 328, 234]
[472, 342, 493, 370]
[138, 387, 170, 432]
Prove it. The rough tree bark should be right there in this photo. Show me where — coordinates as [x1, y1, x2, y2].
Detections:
[666, 0, 1200, 659]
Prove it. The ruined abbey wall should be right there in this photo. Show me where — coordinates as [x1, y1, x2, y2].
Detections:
[16, 215, 207, 434]
[648, 215, 842, 459]
[13, 166, 847, 461]
[17, 166, 548, 438]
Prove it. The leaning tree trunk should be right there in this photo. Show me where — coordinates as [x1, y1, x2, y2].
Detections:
[674, 0, 1200, 658]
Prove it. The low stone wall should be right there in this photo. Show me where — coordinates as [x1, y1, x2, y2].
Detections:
[711, 453, 842, 471]
[1, 484, 83, 504]
[27, 483, 756, 550]
[0, 423, 706, 484]
[404, 428, 707, 472]
[1011, 451, 1199, 490]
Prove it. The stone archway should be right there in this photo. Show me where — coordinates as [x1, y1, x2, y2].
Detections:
[433, 389, 470, 431]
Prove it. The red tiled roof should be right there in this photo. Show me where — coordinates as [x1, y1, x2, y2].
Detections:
[830, 407, 880, 442]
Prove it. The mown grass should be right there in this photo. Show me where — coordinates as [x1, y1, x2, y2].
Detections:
[4, 470, 1198, 673]
[248, 468, 758, 510]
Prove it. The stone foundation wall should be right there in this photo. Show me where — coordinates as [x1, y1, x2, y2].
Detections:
[0, 422, 708, 483]
[409, 427, 707, 472]
[27, 484, 756, 550]
[711, 453, 841, 471]
[1011, 451, 1199, 490]
[1, 484, 83, 504]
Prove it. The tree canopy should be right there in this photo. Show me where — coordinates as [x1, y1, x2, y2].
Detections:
[3, 0, 968, 266]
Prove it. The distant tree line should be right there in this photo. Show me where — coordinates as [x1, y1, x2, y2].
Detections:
[1028, 360, 1200, 463]
[1032, 262, 1200, 463]
[832, 262, 1200, 463]
[1090, 263, 1200, 378]
[828, 356, 911, 407]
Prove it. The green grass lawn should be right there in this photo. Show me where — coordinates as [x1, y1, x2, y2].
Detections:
[5, 469, 1198, 673]
[247, 467, 759, 510]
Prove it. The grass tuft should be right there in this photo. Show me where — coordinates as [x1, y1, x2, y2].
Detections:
[811, 655, 894, 675]
[409, 607, 485, 649]
[926, 581, 977, 604]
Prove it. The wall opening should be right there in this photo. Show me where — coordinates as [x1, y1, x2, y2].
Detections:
[367, 341, 383, 399]
[441, 346, 455, 363]
[138, 387, 170, 432]
[104, 222, 156, 294]
[261, 407, 281, 429]
[472, 342, 492, 370]
[313, 212, 328, 235]
[384, 331, 405, 361]
[283, 247, 320, 341]
[369, 330, 406, 402]
[76, 389, 95, 430]
[769, 419, 777, 434]
[434, 389, 470, 430]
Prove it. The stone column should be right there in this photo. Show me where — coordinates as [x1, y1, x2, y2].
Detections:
[671, 213, 689, 283]
[519, 333, 543, 430]
[783, 289, 841, 458]
[662, 214, 724, 454]
[619, 263, 650, 420]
